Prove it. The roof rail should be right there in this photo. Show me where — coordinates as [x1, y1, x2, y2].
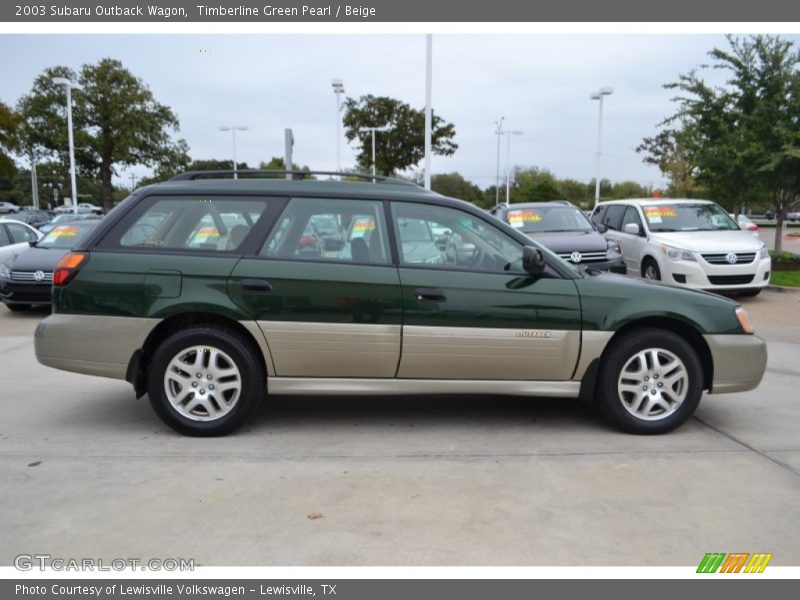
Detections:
[169, 169, 421, 187]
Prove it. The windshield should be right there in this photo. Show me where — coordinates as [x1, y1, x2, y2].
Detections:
[37, 223, 95, 249]
[643, 203, 738, 232]
[504, 206, 592, 233]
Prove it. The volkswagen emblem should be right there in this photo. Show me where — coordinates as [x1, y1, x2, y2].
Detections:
[726, 252, 738, 264]
[34, 270, 45, 282]
[570, 252, 582, 263]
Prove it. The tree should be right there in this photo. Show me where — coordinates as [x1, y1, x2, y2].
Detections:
[431, 172, 483, 205]
[18, 59, 190, 210]
[641, 35, 800, 253]
[637, 125, 701, 198]
[0, 101, 20, 179]
[342, 95, 457, 176]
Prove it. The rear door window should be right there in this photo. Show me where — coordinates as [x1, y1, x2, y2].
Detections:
[113, 197, 269, 252]
[261, 198, 390, 264]
[0, 225, 10, 246]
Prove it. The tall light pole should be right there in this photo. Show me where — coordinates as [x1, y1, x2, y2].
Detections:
[331, 79, 345, 173]
[52, 76, 82, 214]
[590, 87, 613, 207]
[504, 130, 523, 206]
[494, 117, 504, 207]
[423, 34, 433, 190]
[219, 125, 247, 179]
[358, 125, 391, 177]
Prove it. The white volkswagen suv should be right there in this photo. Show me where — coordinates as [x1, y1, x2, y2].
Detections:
[591, 199, 771, 296]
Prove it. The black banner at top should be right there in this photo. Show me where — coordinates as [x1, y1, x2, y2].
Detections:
[3, 0, 800, 22]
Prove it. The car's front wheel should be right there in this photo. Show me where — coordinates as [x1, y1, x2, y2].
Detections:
[147, 326, 265, 436]
[595, 328, 704, 434]
[642, 258, 661, 281]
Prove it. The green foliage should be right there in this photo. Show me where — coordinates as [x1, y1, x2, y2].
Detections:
[431, 172, 483, 205]
[18, 59, 190, 209]
[771, 272, 800, 286]
[641, 35, 800, 253]
[0, 101, 20, 179]
[342, 95, 457, 176]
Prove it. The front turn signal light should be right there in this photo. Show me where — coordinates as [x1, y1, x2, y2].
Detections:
[735, 306, 754, 334]
[53, 252, 88, 286]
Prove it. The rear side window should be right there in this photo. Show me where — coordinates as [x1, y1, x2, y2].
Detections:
[602, 205, 626, 231]
[116, 197, 268, 252]
[6, 223, 37, 243]
[261, 198, 390, 265]
[590, 205, 606, 226]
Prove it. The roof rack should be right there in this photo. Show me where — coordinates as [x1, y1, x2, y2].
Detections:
[169, 169, 420, 187]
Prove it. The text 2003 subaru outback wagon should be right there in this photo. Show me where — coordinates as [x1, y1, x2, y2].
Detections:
[34, 171, 767, 436]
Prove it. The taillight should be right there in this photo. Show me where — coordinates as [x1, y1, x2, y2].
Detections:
[53, 252, 88, 286]
[748, 224, 758, 231]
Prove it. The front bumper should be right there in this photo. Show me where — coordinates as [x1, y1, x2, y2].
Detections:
[704, 333, 767, 394]
[664, 256, 771, 291]
[0, 279, 52, 306]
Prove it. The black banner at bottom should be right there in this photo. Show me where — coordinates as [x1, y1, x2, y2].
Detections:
[3, 579, 797, 600]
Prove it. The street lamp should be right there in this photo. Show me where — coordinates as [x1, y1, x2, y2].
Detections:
[219, 125, 248, 179]
[494, 117, 504, 206]
[358, 125, 391, 177]
[504, 130, 523, 206]
[590, 86, 614, 207]
[331, 79, 345, 173]
[52, 76, 82, 214]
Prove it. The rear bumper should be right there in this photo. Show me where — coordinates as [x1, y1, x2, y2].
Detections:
[704, 333, 767, 394]
[35, 313, 159, 380]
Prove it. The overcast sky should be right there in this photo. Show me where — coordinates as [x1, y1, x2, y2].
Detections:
[2, 34, 797, 190]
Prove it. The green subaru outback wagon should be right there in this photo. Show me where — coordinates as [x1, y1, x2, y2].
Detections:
[34, 171, 767, 436]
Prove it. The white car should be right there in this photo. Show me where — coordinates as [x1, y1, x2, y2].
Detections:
[730, 213, 759, 237]
[0, 201, 20, 215]
[591, 199, 771, 296]
[54, 203, 103, 215]
[0, 219, 44, 265]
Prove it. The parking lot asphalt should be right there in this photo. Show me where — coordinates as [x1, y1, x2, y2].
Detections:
[1, 289, 799, 567]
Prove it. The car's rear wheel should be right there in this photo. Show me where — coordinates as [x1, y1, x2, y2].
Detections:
[642, 258, 661, 281]
[147, 326, 265, 436]
[595, 328, 703, 434]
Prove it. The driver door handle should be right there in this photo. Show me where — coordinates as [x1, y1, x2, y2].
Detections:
[414, 288, 447, 303]
[241, 279, 273, 294]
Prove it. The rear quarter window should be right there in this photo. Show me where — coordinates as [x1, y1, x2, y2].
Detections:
[104, 196, 270, 252]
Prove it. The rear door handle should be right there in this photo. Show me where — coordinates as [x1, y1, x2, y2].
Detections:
[414, 288, 447, 303]
[241, 279, 273, 294]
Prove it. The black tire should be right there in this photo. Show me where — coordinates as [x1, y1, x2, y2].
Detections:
[739, 289, 762, 297]
[595, 328, 704, 434]
[5, 304, 32, 312]
[147, 325, 265, 436]
[641, 258, 661, 281]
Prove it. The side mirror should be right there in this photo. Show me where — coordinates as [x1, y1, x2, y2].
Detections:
[28, 240, 37, 247]
[623, 223, 641, 236]
[522, 245, 545, 275]
[595, 223, 608, 233]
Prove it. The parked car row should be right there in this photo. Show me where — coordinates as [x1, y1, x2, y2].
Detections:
[489, 198, 770, 297]
[0, 217, 102, 310]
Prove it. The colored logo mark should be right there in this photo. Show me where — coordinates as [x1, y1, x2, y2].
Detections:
[696, 552, 773, 573]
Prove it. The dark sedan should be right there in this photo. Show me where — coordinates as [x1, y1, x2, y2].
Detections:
[491, 201, 627, 274]
[0, 219, 100, 310]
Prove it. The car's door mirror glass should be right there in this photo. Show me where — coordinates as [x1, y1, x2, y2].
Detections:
[623, 222, 641, 235]
[522, 245, 546, 275]
[596, 223, 608, 233]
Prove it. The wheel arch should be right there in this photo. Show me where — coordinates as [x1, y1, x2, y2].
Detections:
[126, 312, 269, 398]
[640, 253, 662, 278]
[604, 316, 713, 392]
